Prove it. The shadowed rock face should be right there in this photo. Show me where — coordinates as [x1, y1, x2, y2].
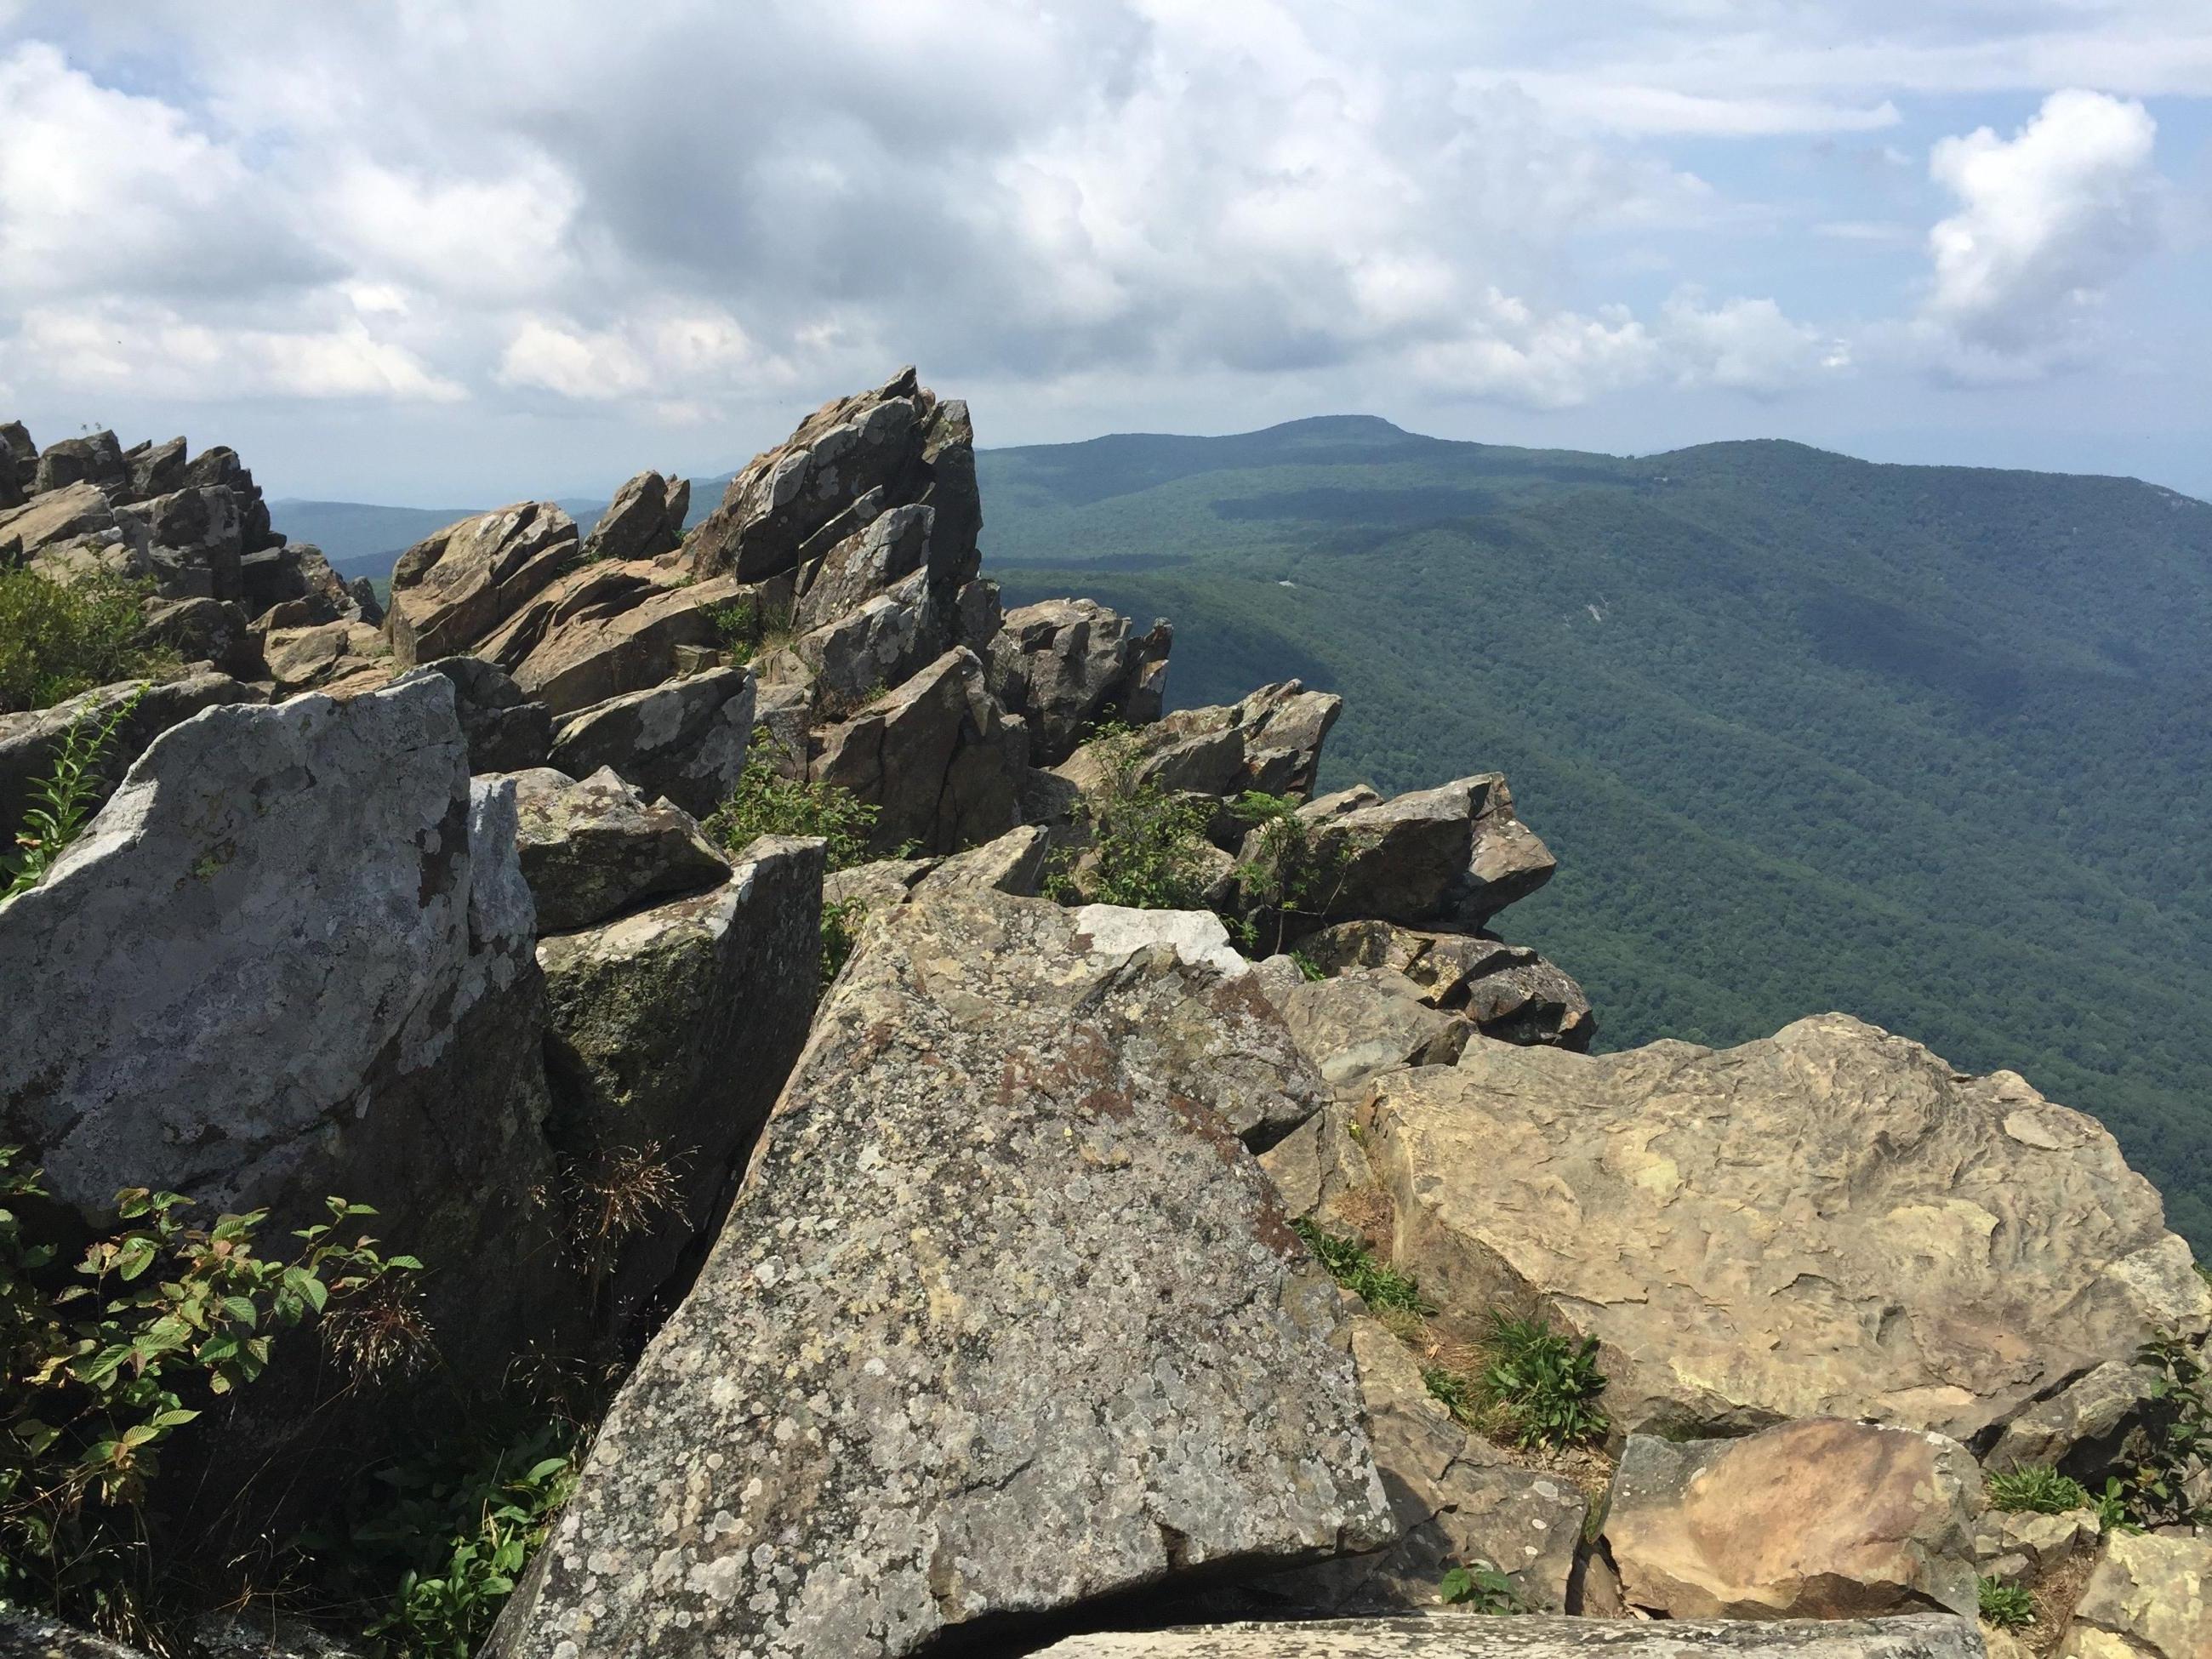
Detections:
[1365, 1013, 2210, 1445]
[494, 890, 1390, 1659]
[1024, 1617, 1991, 1657]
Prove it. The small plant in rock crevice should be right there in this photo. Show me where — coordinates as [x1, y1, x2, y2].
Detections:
[818, 896, 869, 992]
[2105, 1327, 2212, 1527]
[705, 731, 880, 872]
[1978, 1576, 2036, 1630]
[1290, 1219, 1430, 1316]
[1438, 1559, 1529, 1614]
[4, 684, 145, 899]
[1228, 790, 1346, 955]
[1985, 1463, 2092, 1515]
[703, 596, 795, 664]
[1046, 724, 1217, 912]
[1478, 1312, 1610, 1451]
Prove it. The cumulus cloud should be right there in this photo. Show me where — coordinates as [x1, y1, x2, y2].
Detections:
[1915, 88, 2164, 377]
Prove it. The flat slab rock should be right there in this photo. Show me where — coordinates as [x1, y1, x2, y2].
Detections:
[1025, 1615, 1988, 1657]
[1365, 1014, 2209, 1444]
[493, 890, 1388, 1659]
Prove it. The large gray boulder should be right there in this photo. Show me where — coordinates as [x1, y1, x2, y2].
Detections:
[687, 366, 979, 585]
[31, 430, 128, 496]
[1027, 1617, 1990, 1657]
[580, 470, 689, 565]
[986, 596, 1173, 765]
[1364, 1014, 2210, 1445]
[493, 889, 1390, 1659]
[0, 677, 564, 1374]
[548, 665, 755, 820]
[1274, 971, 1472, 1090]
[790, 500, 938, 631]
[538, 834, 824, 1336]
[812, 647, 1028, 855]
[0, 671, 264, 824]
[510, 765, 729, 932]
[385, 503, 580, 667]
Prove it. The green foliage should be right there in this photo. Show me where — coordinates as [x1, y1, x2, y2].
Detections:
[980, 425, 2212, 1250]
[820, 897, 868, 991]
[1229, 790, 1343, 954]
[2093, 1477, 2134, 1533]
[703, 596, 795, 662]
[2106, 1328, 2212, 1527]
[0, 1148, 422, 1634]
[1437, 1559, 1527, 1614]
[338, 1420, 579, 1659]
[1290, 1219, 1430, 1315]
[1291, 949, 1325, 983]
[1048, 725, 1217, 911]
[1985, 1463, 2091, 1514]
[5, 683, 144, 899]
[0, 568, 162, 716]
[705, 732, 880, 872]
[1478, 1313, 1609, 1450]
[1421, 1366, 1478, 1423]
[1978, 1577, 2036, 1630]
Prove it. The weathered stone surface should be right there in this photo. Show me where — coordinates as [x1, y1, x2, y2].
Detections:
[495, 889, 1391, 1659]
[185, 1613, 368, 1658]
[123, 435, 187, 503]
[31, 430, 127, 496]
[1973, 1506, 2099, 1585]
[1300, 923, 1593, 1048]
[538, 835, 824, 1334]
[402, 656, 555, 774]
[781, 568, 954, 716]
[1057, 680, 1339, 809]
[0, 1609, 148, 1657]
[812, 647, 1027, 855]
[581, 470, 689, 565]
[2058, 1531, 2211, 1658]
[510, 572, 745, 717]
[915, 823, 1052, 898]
[180, 444, 278, 552]
[790, 501, 935, 630]
[0, 431, 19, 510]
[125, 484, 244, 600]
[385, 503, 579, 667]
[261, 620, 388, 693]
[1028, 1616, 1990, 1657]
[1982, 1362, 2158, 1478]
[1260, 1101, 1380, 1234]
[1284, 776, 1554, 932]
[987, 596, 1176, 766]
[0, 419, 32, 493]
[1606, 1420, 1981, 1621]
[1276, 971, 1472, 1089]
[1363, 1015, 2210, 1443]
[134, 596, 262, 680]
[0, 678, 562, 1375]
[687, 367, 979, 585]
[0, 480, 125, 557]
[1240, 1316, 1586, 1616]
[511, 765, 730, 932]
[0, 671, 263, 824]
[547, 665, 755, 820]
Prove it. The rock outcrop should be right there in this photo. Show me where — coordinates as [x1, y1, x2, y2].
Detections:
[1604, 1420, 1981, 1621]
[384, 503, 580, 669]
[988, 596, 1174, 765]
[494, 890, 1389, 1658]
[1026, 1617, 1992, 1657]
[2058, 1531, 2210, 1658]
[546, 665, 756, 820]
[1363, 1015, 2209, 1445]
[1280, 775, 1555, 932]
[0, 671, 264, 828]
[508, 765, 730, 932]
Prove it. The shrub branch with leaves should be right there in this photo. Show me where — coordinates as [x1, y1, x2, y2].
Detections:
[1046, 723, 1217, 912]
[705, 731, 881, 873]
[0, 1148, 423, 1634]
[4, 684, 144, 900]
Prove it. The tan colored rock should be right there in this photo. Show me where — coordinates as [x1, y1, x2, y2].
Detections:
[1973, 1507, 2100, 1585]
[384, 502, 579, 667]
[580, 470, 688, 565]
[1281, 775, 1554, 932]
[1260, 1101, 1379, 1233]
[510, 572, 749, 716]
[1277, 971, 1472, 1089]
[2058, 1531, 2212, 1658]
[1364, 1015, 2209, 1442]
[1028, 1616, 1991, 1658]
[2, 479, 130, 558]
[509, 766, 729, 932]
[1984, 1361, 2160, 1477]
[1605, 1420, 1981, 1621]
[1055, 679, 1340, 807]
[261, 620, 388, 693]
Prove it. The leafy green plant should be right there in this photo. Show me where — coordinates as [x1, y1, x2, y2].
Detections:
[0, 1148, 423, 1636]
[1985, 1463, 2091, 1514]
[1422, 1366, 1479, 1424]
[2107, 1327, 2212, 1527]
[1291, 1219, 1430, 1316]
[1438, 1559, 1527, 1614]
[311, 1417, 580, 1659]
[0, 568, 162, 716]
[819, 896, 868, 991]
[1478, 1312, 1609, 1450]
[1229, 790, 1344, 955]
[4, 684, 144, 899]
[702, 596, 795, 662]
[1291, 950, 1325, 983]
[2093, 1476, 2135, 1533]
[1978, 1577, 2035, 1630]
[705, 732, 880, 871]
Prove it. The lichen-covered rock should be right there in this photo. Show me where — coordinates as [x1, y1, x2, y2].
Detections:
[1056, 680, 1338, 808]
[1605, 1420, 1981, 1620]
[1258, 1101, 1379, 1235]
[385, 503, 580, 668]
[510, 765, 729, 932]
[987, 596, 1175, 766]
[493, 889, 1389, 1659]
[0, 670, 263, 820]
[0, 677, 563, 1376]
[687, 367, 979, 585]
[1284, 776, 1554, 931]
[1274, 971, 1472, 1089]
[0, 1609, 149, 1657]
[778, 568, 955, 716]
[812, 647, 1027, 855]
[31, 429, 127, 496]
[1363, 1015, 2210, 1443]
[134, 596, 262, 680]
[547, 665, 755, 820]
[1026, 1616, 1990, 1657]
[790, 501, 940, 631]
[508, 572, 748, 717]
[1297, 923, 1595, 1051]
[581, 470, 689, 565]
[260, 619, 389, 693]
[1973, 1506, 2099, 1586]
[402, 657, 554, 774]
[538, 835, 824, 1334]
[0, 479, 130, 560]
[2058, 1531, 2212, 1658]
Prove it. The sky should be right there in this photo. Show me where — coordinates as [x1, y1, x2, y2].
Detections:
[0, 0, 2207, 505]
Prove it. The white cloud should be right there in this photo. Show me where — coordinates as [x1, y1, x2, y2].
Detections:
[1661, 294, 1844, 394]
[1917, 88, 2164, 374]
[1490, 76, 1902, 137]
[495, 311, 765, 403]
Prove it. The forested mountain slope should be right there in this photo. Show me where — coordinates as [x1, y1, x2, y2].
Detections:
[979, 416, 2212, 1245]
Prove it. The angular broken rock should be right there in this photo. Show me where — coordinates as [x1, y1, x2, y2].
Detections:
[494, 889, 1388, 1659]
[1605, 1420, 1981, 1621]
[1056, 680, 1339, 808]
[1363, 1014, 2210, 1442]
[510, 765, 730, 932]
[401, 656, 554, 774]
[1028, 1616, 1991, 1657]
[1981, 1360, 2159, 1478]
[987, 596, 1176, 767]
[1285, 775, 1554, 932]
[538, 835, 824, 1335]
[547, 665, 755, 821]
[811, 647, 1027, 855]
[2058, 1530, 2212, 1659]
[385, 503, 579, 667]
[1274, 971, 1472, 1090]
[580, 470, 689, 565]
[0, 671, 263, 824]
[1297, 922, 1594, 1051]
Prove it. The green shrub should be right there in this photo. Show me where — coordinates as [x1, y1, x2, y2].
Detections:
[1422, 1366, 1479, 1423]
[2107, 1327, 2212, 1527]
[1229, 790, 1344, 954]
[0, 1148, 421, 1638]
[1985, 1463, 2091, 1514]
[1978, 1577, 2035, 1630]
[705, 733, 880, 872]
[0, 568, 162, 715]
[5, 683, 144, 900]
[1437, 1559, 1528, 1614]
[1478, 1313, 1609, 1450]
[1041, 721, 1216, 912]
[1291, 1219, 1430, 1316]
[702, 596, 795, 663]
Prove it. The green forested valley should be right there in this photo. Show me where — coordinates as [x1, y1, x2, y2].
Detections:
[978, 416, 2212, 1246]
